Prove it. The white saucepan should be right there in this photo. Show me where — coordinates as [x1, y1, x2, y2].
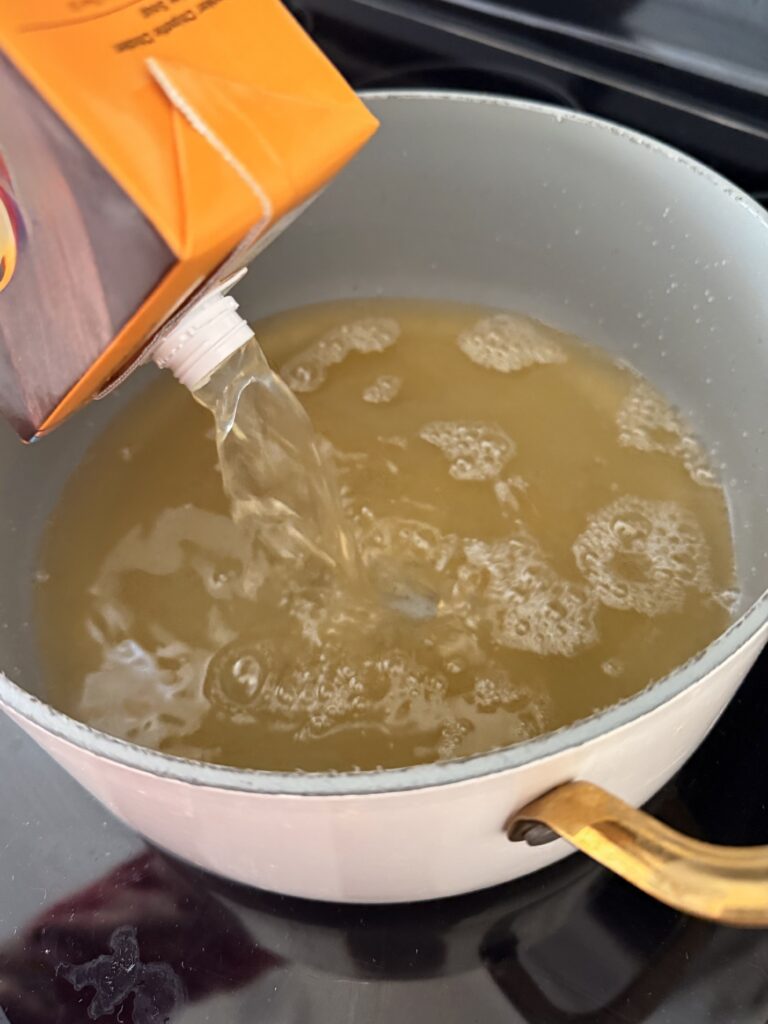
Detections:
[1, 93, 767, 921]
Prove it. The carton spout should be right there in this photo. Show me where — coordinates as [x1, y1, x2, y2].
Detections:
[152, 270, 254, 391]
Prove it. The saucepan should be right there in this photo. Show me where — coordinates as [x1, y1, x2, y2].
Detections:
[1, 93, 767, 923]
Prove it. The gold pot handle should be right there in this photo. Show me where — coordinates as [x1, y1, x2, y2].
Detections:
[508, 781, 768, 928]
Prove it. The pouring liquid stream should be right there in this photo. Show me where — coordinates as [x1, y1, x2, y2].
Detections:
[193, 340, 361, 585]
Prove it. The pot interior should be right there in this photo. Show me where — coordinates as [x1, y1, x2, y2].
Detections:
[0, 93, 766, 717]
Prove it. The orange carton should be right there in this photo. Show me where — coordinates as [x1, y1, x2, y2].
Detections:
[0, 0, 377, 439]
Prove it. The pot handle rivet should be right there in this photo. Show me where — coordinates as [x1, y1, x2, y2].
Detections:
[507, 819, 559, 846]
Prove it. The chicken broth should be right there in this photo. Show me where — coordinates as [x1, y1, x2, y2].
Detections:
[36, 299, 736, 772]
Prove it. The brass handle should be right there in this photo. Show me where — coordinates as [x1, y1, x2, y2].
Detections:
[508, 781, 768, 928]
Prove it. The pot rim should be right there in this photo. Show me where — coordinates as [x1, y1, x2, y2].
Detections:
[2, 90, 767, 797]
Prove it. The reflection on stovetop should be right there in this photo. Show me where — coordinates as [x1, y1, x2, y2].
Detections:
[0, 648, 766, 1024]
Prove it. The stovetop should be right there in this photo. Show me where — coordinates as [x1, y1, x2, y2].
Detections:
[292, 0, 768, 199]
[2, 3, 768, 1022]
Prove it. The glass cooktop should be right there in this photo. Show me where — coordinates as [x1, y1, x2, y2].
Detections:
[294, 0, 768, 196]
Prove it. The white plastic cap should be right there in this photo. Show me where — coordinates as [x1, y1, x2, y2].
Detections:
[152, 270, 254, 390]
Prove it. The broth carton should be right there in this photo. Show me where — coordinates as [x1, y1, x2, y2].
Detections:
[0, 0, 376, 439]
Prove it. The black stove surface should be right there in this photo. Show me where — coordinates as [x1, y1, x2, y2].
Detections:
[294, 0, 768, 198]
[2, 4, 768, 1022]
[1, 651, 767, 1024]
